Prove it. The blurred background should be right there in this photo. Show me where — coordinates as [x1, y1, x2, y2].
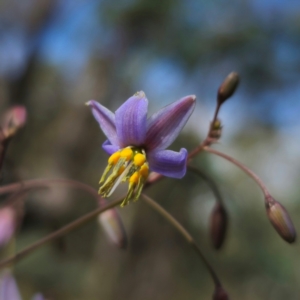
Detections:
[0, 0, 300, 299]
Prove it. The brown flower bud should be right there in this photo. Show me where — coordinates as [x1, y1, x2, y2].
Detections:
[98, 199, 127, 249]
[265, 196, 296, 243]
[209, 202, 227, 249]
[213, 286, 229, 300]
[217, 72, 240, 104]
[1, 106, 27, 139]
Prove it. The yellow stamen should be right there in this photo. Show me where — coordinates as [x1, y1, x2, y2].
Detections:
[99, 151, 121, 184]
[108, 151, 121, 165]
[129, 171, 139, 184]
[98, 147, 150, 206]
[120, 147, 133, 161]
[121, 172, 139, 207]
[133, 153, 146, 167]
[139, 163, 149, 179]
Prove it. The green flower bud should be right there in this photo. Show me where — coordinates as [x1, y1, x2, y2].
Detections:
[217, 72, 240, 104]
[265, 196, 296, 243]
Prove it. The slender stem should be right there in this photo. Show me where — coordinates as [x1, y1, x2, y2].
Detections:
[142, 193, 222, 287]
[0, 178, 99, 199]
[0, 197, 123, 269]
[204, 147, 270, 197]
[211, 103, 221, 127]
[188, 166, 223, 204]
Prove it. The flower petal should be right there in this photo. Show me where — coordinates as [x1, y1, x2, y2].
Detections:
[115, 91, 148, 147]
[145, 95, 196, 151]
[102, 140, 120, 155]
[0, 272, 22, 300]
[148, 148, 188, 178]
[87, 100, 119, 146]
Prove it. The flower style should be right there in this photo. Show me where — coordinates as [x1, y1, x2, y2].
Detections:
[87, 91, 196, 207]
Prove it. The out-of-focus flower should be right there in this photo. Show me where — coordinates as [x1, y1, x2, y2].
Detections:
[1, 106, 27, 140]
[98, 199, 127, 249]
[0, 207, 16, 248]
[87, 91, 195, 206]
[0, 271, 44, 300]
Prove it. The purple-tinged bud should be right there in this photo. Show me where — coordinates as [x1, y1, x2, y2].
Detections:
[265, 196, 296, 243]
[1, 106, 27, 139]
[213, 286, 229, 300]
[209, 202, 227, 250]
[0, 206, 16, 248]
[98, 200, 127, 249]
[217, 72, 239, 104]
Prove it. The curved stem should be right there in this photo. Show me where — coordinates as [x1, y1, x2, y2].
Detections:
[0, 178, 99, 199]
[142, 193, 222, 288]
[0, 197, 123, 269]
[204, 146, 270, 197]
[188, 166, 224, 204]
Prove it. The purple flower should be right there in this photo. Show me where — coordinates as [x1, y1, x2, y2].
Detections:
[0, 272, 45, 300]
[87, 91, 196, 206]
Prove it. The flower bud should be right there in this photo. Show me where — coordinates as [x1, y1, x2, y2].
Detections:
[265, 196, 296, 243]
[98, 200, 127, 249]
[1, 106, 27, 139]
[213, 286, 229, 300]
[209, 202, 227, 250]
[209, 119, 223, 140]
[217, 72, 239, 104]
[0, 206, 16, 248]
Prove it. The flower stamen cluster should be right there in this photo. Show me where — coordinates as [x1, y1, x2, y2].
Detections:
[99, 146, 149, 206]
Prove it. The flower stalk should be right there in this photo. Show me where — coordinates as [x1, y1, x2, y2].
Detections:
[142, 193, 226, 292]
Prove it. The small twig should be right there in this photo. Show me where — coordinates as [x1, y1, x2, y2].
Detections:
[142, 193, 222, 288]
[0, 197, 123, 269]
[204, 146, 271, 197]
[0, 178, 99, 199]
[188, 166, 224, 204]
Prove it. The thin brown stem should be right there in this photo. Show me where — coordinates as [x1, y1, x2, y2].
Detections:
[142, 193, 222, 288]
[204, 146, 270, 197]
[0, 197, 123, 269]
[188, 166, 224, 204]
[0, 178, 99, 199]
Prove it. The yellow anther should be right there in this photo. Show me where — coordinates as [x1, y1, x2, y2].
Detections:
[108, 151, 121, 165]
[133, 153, 146, 167]
[120, 147, 133, 161]
[129, 172, 139, 185]
[139, 163, 149, 179]
[118, 165, 125, 175]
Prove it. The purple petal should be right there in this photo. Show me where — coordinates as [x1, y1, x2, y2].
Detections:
[102, 140, 120, 155]
[0, 273, 22, 300]
[115, 91, 148, 147]
[87, 100, 119, 146]
[0, 207, 16, 248]
[148, 148, 188, 178]
[145, 95, 196, 151]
